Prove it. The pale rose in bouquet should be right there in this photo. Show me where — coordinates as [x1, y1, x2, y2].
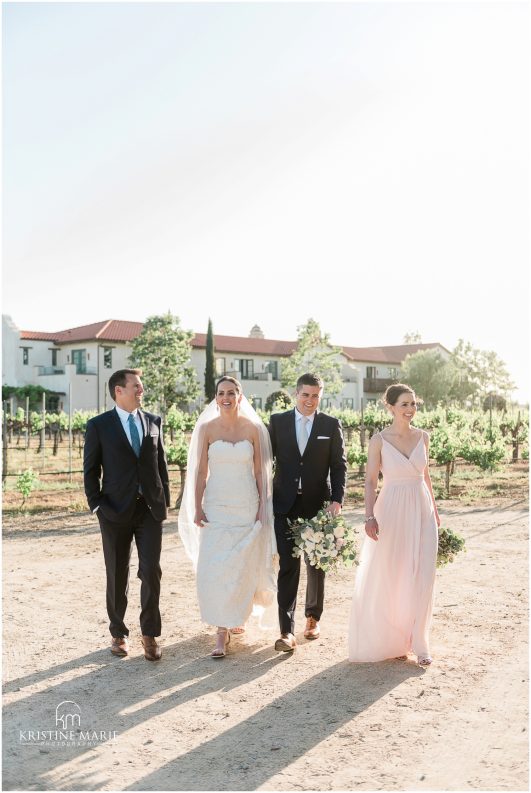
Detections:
[288, 505, 358, 573]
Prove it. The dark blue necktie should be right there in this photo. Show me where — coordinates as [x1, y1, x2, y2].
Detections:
[128, 414, 141, 457]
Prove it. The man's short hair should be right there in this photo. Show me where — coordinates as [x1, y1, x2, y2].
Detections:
[296, 373, 324, 391]
[108, 369, 142, 401]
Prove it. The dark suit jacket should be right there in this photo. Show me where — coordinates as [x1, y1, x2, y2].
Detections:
[268, 409, 347, 518]
[83, 407, 170, 523]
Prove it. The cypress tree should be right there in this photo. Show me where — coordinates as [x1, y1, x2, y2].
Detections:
[204, 318, 216, 402]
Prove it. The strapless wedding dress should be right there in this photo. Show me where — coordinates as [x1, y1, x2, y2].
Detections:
[348, 435, 438, 661]
[196, 439, 276, 627]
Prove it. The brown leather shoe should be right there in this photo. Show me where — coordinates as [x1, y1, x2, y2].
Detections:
[304, 616, 320, 640]
[111, 636, 129, 657]
[274, 633, 297, 652]
[141, 636, 162, 661]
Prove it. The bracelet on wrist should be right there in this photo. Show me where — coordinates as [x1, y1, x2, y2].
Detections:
[365, 515, 376, 522]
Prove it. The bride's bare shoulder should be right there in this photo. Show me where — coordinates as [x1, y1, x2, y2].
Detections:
[199, 417, 220, 438]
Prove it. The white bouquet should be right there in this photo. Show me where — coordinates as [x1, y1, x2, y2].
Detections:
[289, 506, 358, 573]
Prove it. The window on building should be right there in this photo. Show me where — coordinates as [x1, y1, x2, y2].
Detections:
[388, 367, 399, 379]
[22, 348, 29, 365]
[264, 361, 279, 380]
[250, 396, 262, 409]
[215, 357, 226, 376]
[366, 366, 377, 378]
[51, 349, 58, 366]
[47, 395, 60, 411]
[236, 359, 254, 379]
[321, 397, 331, 409]
[342, 398, 354, 409]
[103, 347, 113, 369]
[72, 349, 87, 374]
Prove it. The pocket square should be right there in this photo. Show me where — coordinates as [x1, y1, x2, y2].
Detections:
[317, 435, 330, 439]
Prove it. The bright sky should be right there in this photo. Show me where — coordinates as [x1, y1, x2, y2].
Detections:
[2, 0, 529, 401]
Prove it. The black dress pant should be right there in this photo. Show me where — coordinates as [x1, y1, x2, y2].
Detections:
[274, 496, 325, 635]
[98, 496, 163, 638]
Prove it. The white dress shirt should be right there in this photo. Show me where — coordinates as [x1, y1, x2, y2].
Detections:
[295, 408, 315, 490]
[115, 405, 144, 448]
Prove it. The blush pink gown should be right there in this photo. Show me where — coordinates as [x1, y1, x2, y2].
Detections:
[348, 434, 438, 662]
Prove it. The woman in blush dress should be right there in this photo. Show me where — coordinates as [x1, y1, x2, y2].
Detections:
[348, 383, 440, 666]
[178, 377, 277, 658]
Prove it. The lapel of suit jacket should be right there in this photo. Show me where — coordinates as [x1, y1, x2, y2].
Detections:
[303, 411, 324, 458]
[283, 409, 301, 458]
[138, 410, 148, 447]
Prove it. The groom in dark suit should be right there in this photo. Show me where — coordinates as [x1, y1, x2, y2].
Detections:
[269, 373, 347, 651]
[84, 368, 170, 661]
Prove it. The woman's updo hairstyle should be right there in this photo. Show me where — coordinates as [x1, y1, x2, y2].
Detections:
[215, 376, 242, 394]
[382, 383, 423, 407]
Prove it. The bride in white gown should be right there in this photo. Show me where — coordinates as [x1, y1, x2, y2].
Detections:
[178, 377, 277, 657]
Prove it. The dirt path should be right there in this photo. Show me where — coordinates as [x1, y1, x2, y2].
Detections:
[2, 502, 528, 791]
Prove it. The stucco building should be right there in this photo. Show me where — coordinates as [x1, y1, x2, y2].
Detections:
[2, 315, 449, 412]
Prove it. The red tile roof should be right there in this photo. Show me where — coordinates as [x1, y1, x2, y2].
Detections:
[20, 320, 144, 344]
[192, 333, 297, 356]
[19, 320, 447, 363]
[342, 343, 450, 364]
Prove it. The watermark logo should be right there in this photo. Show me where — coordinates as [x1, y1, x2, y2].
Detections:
[55, 701, 81, 729]
[19, 700, 118, 749]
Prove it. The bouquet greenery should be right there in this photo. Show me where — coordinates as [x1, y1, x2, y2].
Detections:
[437, 526, 466, 567]
[289, 506, 358, 573]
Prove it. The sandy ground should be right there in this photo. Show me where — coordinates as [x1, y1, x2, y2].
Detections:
[2, 500, 528, 792]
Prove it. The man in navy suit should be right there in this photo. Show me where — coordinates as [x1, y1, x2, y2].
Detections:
[269, 373, 347, 651]
[84, 369, 170, 661]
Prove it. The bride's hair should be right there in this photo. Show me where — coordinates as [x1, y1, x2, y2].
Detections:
[382, 383, 423, 406]
[215, 376, 242, 393]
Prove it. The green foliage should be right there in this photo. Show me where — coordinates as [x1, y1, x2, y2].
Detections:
[71, 411, 97, 433]
[204, 318, 216, 403]
[429, 426, 462, 466]
[165, 405, 188, 435]
[16, 468, 39, 508]
[129, 313, 199, 416]
[280, 318, 343, 397]
[459, 435, 506, 471]
[451, 339, 515, 404]
[265, 390, 293, 413]
[400, 350, 456, 409]
[361, 403, 391, 433]
[2, 385, 55, 411]
[437, 526, 466, 567]
[346, 436, 368, 470]
[166, 437, 189, 469]
[329, 409, 361, 430]
[483, 392, 507, 411]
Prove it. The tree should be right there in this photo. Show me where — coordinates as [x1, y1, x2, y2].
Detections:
[129, 313, 199, 417]
[400, 350, 455, 408]
[403, 331, 422, 343]
[204, 318, 216, 403]
[2, 385, 55, 411]
[451, 340, 515, 405]
[280, 319, 343, 396]
[265, 389, 293, 413]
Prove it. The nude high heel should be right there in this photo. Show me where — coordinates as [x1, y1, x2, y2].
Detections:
[211, 628, 231, 658]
